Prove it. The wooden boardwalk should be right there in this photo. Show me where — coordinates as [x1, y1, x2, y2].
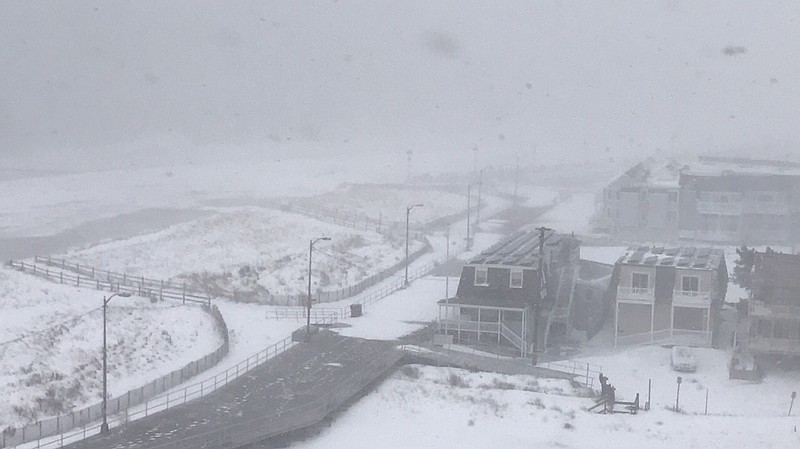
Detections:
[65, 331, 402, 449]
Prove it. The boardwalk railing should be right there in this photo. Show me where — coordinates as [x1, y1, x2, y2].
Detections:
[2, 305, 230, 449]
[11, 258, 209, 305]
[536, 359, 603, 389]
[266, 259, 438, 322]
[21, 236, 431, 307]
[8, 331, 299, 449]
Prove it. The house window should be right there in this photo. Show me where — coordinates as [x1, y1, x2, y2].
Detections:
[668, 192, 678, 203]
[510, 269, 523, 288]
[631, 272, 649, 293]
[682, 275, 699, 293]
[474, 266, 489, 286]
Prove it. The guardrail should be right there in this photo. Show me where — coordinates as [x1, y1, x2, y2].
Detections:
[9, 331, 299, 449]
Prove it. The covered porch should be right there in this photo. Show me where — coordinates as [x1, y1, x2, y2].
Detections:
[438, 299, 531, 356]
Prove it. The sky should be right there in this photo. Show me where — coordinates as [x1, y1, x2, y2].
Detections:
[2, 1, 800, 169]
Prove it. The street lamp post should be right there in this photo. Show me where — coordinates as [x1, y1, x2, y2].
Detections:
[405, 203, 424, 286]
[531, 226, 553, 365]
[101, 291, 132, 434]
[307, 236, 331, 337]
[466, 182, 480, 251]
[476, 169, 484, 228]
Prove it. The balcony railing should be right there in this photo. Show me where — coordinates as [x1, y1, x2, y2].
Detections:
[748, 300, 800, 319]
[439, 319, 502, 334]
[748, 336, 800, 355]
[696, 201, 741, 215]
[742, 201, 790, 215]
[672, 289, 712, 307]
[617, 286, 655, 303]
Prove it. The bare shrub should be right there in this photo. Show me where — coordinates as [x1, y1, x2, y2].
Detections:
[448, 373, 468, 388]
[400, 365, 420, 379]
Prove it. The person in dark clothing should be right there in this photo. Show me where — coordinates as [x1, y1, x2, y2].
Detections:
[599, 373, 609, 399]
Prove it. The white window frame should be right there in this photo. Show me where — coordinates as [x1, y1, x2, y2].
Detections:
[681, 275, 700, 295]
[631, 272, 649, 294]
[509, 268, 523, 289]
[474, 266, 489, 286]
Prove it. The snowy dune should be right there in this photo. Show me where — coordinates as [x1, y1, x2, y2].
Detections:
[57, 207, 426, 297]
[0, 268, 222, 428]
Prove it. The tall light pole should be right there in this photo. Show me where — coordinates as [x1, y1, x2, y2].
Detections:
[466, 182, 480, 251]
[307, 236, 331, 337]
[476, 169, 484, 229]
[532, 226, 553, 365]
[445, 223, 451, 299]
[101, 291, 132, 434]
[405, 203, 424, 286]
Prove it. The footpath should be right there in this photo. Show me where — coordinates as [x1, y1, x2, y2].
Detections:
[64, 331, 402, 449]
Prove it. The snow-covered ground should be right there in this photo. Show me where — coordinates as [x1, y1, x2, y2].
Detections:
[57, 207, 425, 298]
[0, 268, 222, 428]
[289, 184, 472, 226]
[536, 192, 597, 235]
[290, 365, 800, 449]
[580, 246, 628, 266]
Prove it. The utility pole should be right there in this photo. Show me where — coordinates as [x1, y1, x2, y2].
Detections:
[406, 150, 413, 184]
[531, 226, 553, 365]
[476, 169, 484, 230]
[513, 155, 520, 208]
[445, 224, 450, 299]
[466, 184, 472, 251]
[405, 204, 423, 286]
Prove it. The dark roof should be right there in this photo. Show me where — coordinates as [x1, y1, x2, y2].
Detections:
[617, 246, 724, 270]
[467, 230, 575, 268]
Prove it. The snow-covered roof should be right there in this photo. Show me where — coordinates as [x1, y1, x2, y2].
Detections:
[686, 156, 800, 177]
[617, 246, 724, 271]
[467, 230, 577, 268]
[610, 155, 800, 192]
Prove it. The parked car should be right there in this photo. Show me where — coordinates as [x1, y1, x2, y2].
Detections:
[671, 346, 697, 372]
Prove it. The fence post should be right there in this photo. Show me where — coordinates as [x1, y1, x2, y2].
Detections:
[77, 275, 81, 287]
[92, 266, 95, 277]
[585, 364, 590, 388]
[183, 282, 186, 305]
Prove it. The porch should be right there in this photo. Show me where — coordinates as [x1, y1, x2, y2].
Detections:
[438, 300, 531, 356]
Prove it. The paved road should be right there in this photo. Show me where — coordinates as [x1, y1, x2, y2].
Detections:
[66, 331, 402, 449]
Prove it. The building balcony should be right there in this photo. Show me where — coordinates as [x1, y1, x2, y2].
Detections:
[747, 336, 800, 355]
[696, 201, 741, 215]
[672, 289, 712, 308]
[742, 202, 790, 215]
[617, 286, 655, 303]
[748, 300, 800, 320]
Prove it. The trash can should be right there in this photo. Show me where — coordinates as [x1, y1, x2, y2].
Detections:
[350, 303, 363, 317]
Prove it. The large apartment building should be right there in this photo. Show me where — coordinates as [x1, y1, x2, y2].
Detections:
[739, 251, 800, 358]
[597, 156, 800, 246]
